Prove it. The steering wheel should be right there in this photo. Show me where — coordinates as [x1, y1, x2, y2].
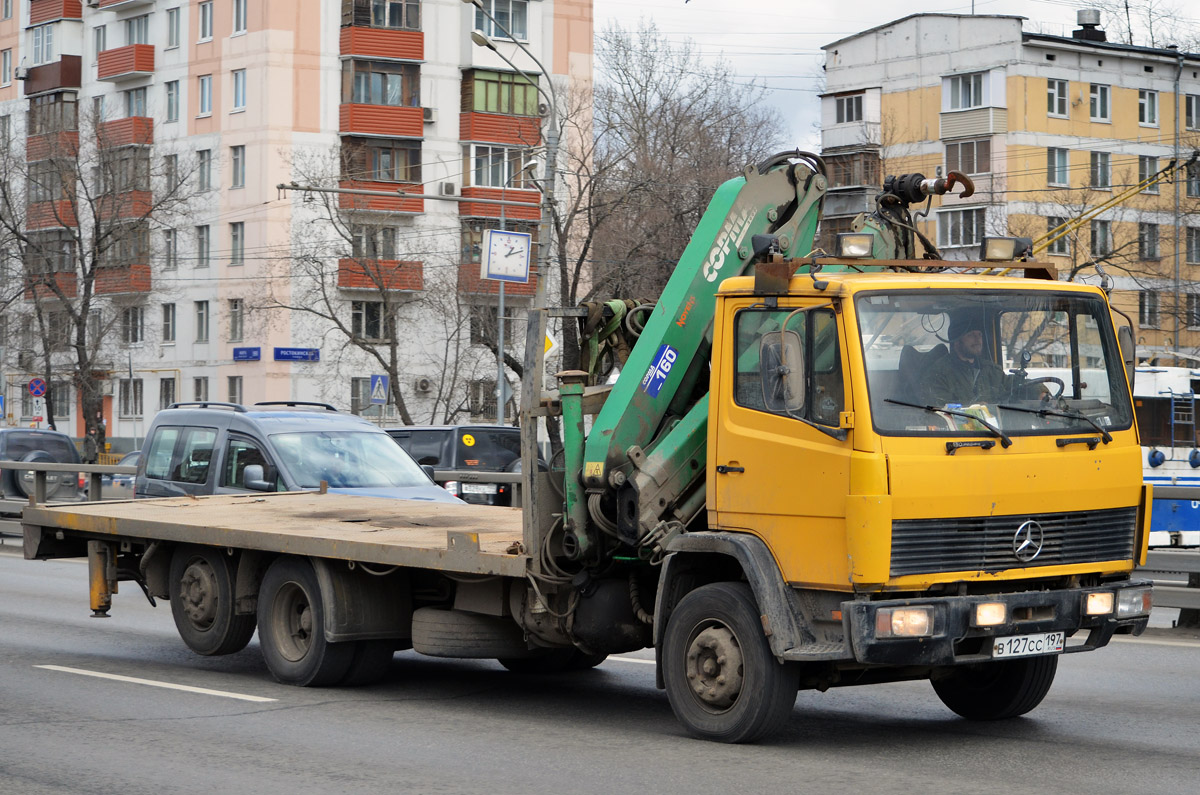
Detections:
[1021, 376, 1065, 400]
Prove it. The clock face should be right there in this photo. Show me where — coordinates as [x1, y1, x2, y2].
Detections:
[482, 230, 532, 281]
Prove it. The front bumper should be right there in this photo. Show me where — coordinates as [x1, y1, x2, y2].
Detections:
[844, 580, 1153, 666]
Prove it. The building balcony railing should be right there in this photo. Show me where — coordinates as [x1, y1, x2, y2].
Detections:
[26, 131, 80, 162]
[339, 104, 424, 138]
[97, 117, 154, 148]
[338, 181, 424, 213]
[29, 0, 83, 25]
[459, 112, 541, 148]
[340, 26, 423, 60]
[457, 263, 536, 297]
[24, 272, 78, 301]
[337, 258, 424, 292]
[23, 56, 83, 95]
[97, 45, 155, 82]
[97, 190, 153, 221]
[94, 263, 151, 295]
[458, 186, 540, 220]
[97, 0, 155, 9]
[27, 200, 78, 230]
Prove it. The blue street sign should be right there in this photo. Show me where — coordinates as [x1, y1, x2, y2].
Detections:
[274, 347, 320, 362]
[28, 378, 47, 397]
[233, 347, 261, 361]
[370, 375, 390, 405]
[0, 395, 4, 416]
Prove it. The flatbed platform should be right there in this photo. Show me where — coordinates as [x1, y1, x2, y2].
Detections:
[22, 491, 529, 577]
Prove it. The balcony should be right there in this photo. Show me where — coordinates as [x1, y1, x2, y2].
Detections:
[459, 112, 541, 148]
[339, 104, 423, 138]
[97, 117, 154, 147]
[24, 272, 78, 301]
[24, 56, 82, 95]
[340, 26, 423, 60]
[26, 131, 80, 162]
[458, 187, 540, 221]
[457, 263, 536, 297]
[338, 181, 424, 213]
[98, 190, 152, 222]
[337, 259, 424, 292]
[98, 45, 155, 82]
[27, 201, 78, 230]
[95, 264, 151, 295]
[97, 0, 155, 9]
[29, 0, 82, 24]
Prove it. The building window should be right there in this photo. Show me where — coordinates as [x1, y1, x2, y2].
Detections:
[1, 49, 10, 85]
[230, 222, 244, 265]
[121, 306, 144, 344]
[195, 301, 209, 342]
[469, 303, 512, 346]
[370, 0, 420, 30]
[163, 229, 177, 270]
[1089, 84, 1110, 121]
[825, 151, 880, 188]
[469, 378, 497, 417]
[467, 144, 536, 188]
[162, 303, 176, 342]
[947, 72, 984, 110]
[351, 300, 390, 341]
[159, 377, 176, 410]
[1047, 147, 1069, 186]
[164, 154, 178, 190]
[1047, 78, 1068, 117]
[352, 226, 397, 260]
[2, 0, 9, 20]
[1139, 223, 1159, 260]
[193, 377, 209, 401]
[196, 225, 210, 267]
[164, 81, 180, 123]
[100, 222, 150, 267]
[93, 25, 106, 61]
[835, 94, 863, 124]
[1089, 151, 1111, 189]
[1139, 291, 1160, 329]
[1188, 95, 1200, 131]
[1046, 217, 1069, 255]
[938, 207, 985, 248]
[125, 87, 147, 118]
[474, 0, 528, 40]
[198, 75, 212, 115]
[350, 140, 421, 183]
[228, 375, 243, 405]
[32, 24, 55, 66]
[1091, 219, 1111, 256]
[463, 69, 539, 116]
[347, 60, 419, 107]
[199, 2, 213, 41]
[1139, 156, 1159, 192]
[233, 0, 247, 34]
[198, 149, 212, 190]
[232, 69, 246, 111]
[231, 145, 245, 188]
[945, 139, 990, 175]
[1138, 90, 1158, 126]
[1188, 162, 1200, 198]
[167, 7, 180, 48]
[1188, 294, 1200, 329]
[1188, 227, 1200, 264]
[229, 298, 244, 341]
[126, 14, 149, 45]
[29, 94, 78, 136]
[119, 378, 144, 418]
[460, 218, 537, 264]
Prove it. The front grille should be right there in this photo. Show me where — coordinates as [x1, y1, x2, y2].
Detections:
[890, 507, 1136, 577]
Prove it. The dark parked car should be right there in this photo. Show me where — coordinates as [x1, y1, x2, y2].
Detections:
[385, 425, 534, 505]
[0, 428, 84, 508]
[101, 450, 140, 500]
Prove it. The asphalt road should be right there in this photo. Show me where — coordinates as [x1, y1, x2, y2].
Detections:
[1, 545, 1198, 795]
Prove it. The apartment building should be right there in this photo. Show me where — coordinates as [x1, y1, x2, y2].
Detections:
[0, 0, 592, 445]
[820, 12, 1200, 358]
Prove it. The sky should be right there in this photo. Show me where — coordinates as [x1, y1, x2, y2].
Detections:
[589, 0, 1105, 149]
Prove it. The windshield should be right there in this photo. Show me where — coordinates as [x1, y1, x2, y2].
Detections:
[270, 431, 432, 489]
[856, 290, 1133, 437]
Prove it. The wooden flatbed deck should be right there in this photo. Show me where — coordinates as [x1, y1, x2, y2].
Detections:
[22, 491, 529, 577]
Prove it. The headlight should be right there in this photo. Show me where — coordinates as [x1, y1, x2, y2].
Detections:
[973, 602, 1007, 626]
[1085, 592, 1114, 616]
[875, 606, 933, 638]
[1117, 587, 1152, 618]
[835, 232, 875, 258]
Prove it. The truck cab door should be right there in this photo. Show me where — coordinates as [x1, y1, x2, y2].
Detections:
[711, 301, 854, 587]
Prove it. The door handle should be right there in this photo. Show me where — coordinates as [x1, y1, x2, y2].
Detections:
[715, 465, 745, 474]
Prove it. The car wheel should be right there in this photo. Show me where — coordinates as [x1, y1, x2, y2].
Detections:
[13, 450, 67, 499]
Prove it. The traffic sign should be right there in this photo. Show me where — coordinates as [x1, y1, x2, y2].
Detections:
[370, 375, 389, 405]
[28, 378, 47, 397]
[544, 333, 559, 359]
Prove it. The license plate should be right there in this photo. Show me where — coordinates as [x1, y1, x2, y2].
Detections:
[461, 483, 498, 495]
[991, 632, 1065, 659]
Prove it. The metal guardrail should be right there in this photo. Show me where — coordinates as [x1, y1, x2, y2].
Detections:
[1140, 549, 1200, 611]
[0, 460, 138, 505]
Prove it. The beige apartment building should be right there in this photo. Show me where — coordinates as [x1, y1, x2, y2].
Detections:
[0, 0, 592, 446]
[820, 11, 1200, 361]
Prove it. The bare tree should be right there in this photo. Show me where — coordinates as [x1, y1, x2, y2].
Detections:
[1082, 0, 1200, 49]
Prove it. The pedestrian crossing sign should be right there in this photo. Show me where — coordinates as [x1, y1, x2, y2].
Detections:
[370, 374, 389, 405]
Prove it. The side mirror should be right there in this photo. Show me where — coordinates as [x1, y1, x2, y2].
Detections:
[243, 463, 272, 492]
[421, 464, 436, 482]
[761, 329, 805, 412]
[1117, 323, 1135, 391]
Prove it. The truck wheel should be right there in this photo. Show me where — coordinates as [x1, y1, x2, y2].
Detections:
[257, 557, 354, 686]
[931, 655, 1058, 720]
[662, 582, 798, 743]
[339, 640, 395, 686]
[497, 648, 608, 674]
[168, 545, 256, 656]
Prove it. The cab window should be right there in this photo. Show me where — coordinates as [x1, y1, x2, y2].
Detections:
[220, 436, 276, 490]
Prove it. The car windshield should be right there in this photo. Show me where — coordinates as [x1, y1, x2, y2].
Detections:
[856, 290, 1134, 437]
[270, 431, 431, 489]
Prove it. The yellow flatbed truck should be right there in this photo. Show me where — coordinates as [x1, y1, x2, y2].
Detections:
[21, 152, 1153, 743]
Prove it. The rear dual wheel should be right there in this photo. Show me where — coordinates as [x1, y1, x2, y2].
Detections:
[169, 546, 257, 656]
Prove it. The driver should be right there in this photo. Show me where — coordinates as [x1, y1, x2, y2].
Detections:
[924, 310, 1010, 406]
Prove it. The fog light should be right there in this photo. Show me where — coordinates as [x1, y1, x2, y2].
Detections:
[875, 607, 933, 638]
[1117, 587, 1152, 618]
[974, 602, 1007, 626]
[1085, 592, 1115, 616]
[835, 233, 874, 258]
[980, 236, 1033, 262]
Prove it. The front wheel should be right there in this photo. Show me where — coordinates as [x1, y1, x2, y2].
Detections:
[931, 655, 1058, 720]
[257, 557, 354, 686]
[662, 582, 798, 743]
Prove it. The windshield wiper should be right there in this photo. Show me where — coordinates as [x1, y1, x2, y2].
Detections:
[884, 399, 1012, 448]
[997, 404, 1113, 445]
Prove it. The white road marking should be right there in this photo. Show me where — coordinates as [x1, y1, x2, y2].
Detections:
[1110, 636, 1200, 649]
[36, 665, 277, 702]
[610, 656, 656, 665]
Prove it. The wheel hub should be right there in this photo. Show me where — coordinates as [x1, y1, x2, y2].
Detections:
[685, 626, 744, 709]
[180, 561, 218, 627]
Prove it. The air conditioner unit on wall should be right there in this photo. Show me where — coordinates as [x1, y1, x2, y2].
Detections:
[438, 182, 456, 197]
[422, 107, 436, 124]
[413, 376, 433, 393]
[14, 67, 29, 81]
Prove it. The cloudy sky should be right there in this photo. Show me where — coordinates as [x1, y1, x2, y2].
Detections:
[589, 0, 1115, 149]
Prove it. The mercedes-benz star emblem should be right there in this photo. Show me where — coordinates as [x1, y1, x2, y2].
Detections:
[1012, 520, 1045, 562]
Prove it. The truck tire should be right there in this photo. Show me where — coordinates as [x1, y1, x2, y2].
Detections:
[411, 607, 529, 658]
[168, 545, 257, 656]
[662, 582, 798, 743]
[257, 557, 354, 686]
[931, 655, 1058, 720]
[497, 648, 608, 674]
[339, 640, 395, 686]
[13, 450, 68, 499]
